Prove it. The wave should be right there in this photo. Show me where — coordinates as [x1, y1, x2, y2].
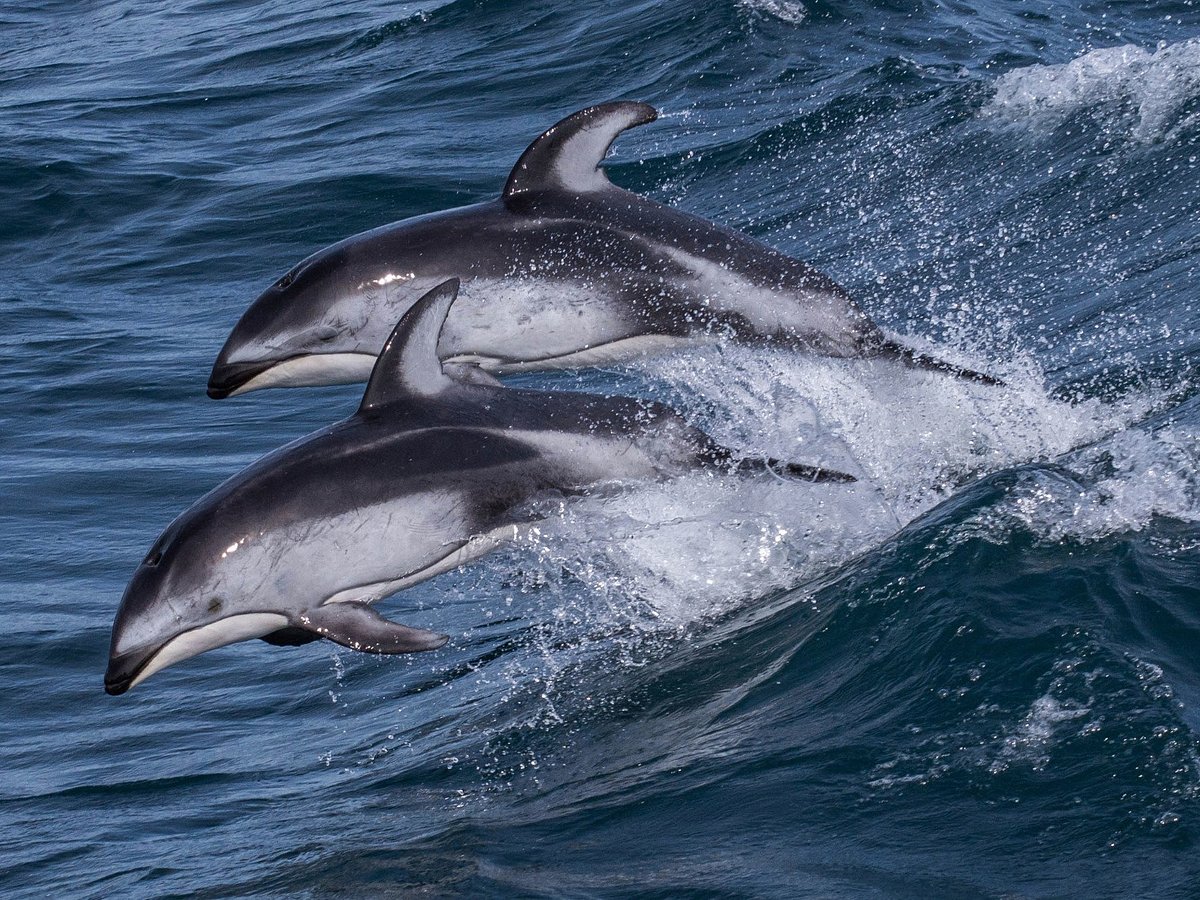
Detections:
[979, 426, 1200, 545]
[7, 0, 1200, 895]
[288, 437, 1200, 896]
[982, 39, 1200, 143]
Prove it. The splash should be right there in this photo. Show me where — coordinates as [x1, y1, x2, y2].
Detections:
[500, 343, 1177, 640]
[642, 343, 1170, 517]
[982, 425, 1200, 545]
[982, 39, 1200, 143]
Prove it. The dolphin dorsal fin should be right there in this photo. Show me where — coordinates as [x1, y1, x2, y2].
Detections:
[359, 278, 459, 411]
[503, 101, 658, 205]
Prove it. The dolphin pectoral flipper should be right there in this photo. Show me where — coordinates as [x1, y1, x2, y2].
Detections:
[695, 439, 857, 484]
[739, 457, 858, 484]
[300, 603, 449, 654]
[442, 362, 504, 387]
[503, 100, 658, 202]
[874, 337, 1004, 387]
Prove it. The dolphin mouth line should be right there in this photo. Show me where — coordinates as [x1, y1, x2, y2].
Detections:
[208, 352, 378, 397]
[104, 646, 154, 696]
[105, 612, 291, 695]
[207, 358, 283, 399]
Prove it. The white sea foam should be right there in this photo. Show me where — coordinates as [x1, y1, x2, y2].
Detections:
[961, 424, 1200, 547]
[982, 39, 1200, 143]
[644, 342, 1178, 519]
[737, 0, 807, 27]
[869, 692, 1093, 788]
[497, 343, 1185, 636]
[989, 692, 1093, 774]
[864, 647, 1200, 797]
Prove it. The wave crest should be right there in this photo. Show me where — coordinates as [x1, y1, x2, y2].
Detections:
[982, 40, 1200, 143]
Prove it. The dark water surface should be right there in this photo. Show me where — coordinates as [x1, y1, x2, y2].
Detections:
[3, 1, 1200, 896]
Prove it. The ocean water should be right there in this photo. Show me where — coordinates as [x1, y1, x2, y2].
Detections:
[3, 0, 1200, 896]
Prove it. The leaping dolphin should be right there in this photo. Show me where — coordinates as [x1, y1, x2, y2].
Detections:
[108, 279, 854, 695]
[207, 101, 998, 398]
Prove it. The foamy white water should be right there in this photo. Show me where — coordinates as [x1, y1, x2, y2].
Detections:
[983, 39, 1200, 143]
[737, 0, 806, 27]
[484, 343, 1189, 640]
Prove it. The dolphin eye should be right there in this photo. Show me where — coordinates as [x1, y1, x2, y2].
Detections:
[276, 272, 295, 289]
[144, 550, 162, 567]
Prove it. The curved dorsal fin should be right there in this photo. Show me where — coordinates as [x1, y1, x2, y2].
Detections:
[359, 278, 459, 412]
[503, 101, 657, 205]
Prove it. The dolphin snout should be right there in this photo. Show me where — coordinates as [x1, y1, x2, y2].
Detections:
[104, 645, 157, 696]
[207, 358, 278, 399]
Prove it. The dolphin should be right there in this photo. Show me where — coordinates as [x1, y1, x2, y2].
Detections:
[107, 279, 854, 695]
[207, 101, 998, 398]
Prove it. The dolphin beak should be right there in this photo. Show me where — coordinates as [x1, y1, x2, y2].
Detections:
[206, 359, 278, 399]
[104, 612, 291, 696]
[104, 645, 157, 696]
[209, 351, 379, 395]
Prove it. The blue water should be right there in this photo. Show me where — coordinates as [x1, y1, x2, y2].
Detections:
[4, 0, 1200, 896]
